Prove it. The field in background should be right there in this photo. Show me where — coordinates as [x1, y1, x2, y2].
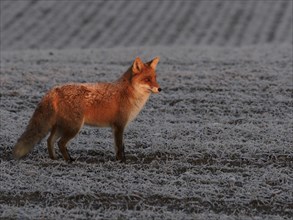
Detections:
[1, 1, 292, 50]
[0, 46, 292, 219]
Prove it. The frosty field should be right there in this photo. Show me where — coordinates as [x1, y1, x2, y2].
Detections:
[0, 45, 292, 219]
[1, 0, 292, 219]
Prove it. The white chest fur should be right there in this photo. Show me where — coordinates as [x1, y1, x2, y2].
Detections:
[127, 93, 150, 125]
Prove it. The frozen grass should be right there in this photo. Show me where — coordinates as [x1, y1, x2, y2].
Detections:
[0, 45, 292, 219]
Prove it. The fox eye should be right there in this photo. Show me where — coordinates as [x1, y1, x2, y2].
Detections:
[144, 78, 151, 82]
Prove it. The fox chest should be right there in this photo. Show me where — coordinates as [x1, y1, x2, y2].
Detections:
[127, 95, 150, 125]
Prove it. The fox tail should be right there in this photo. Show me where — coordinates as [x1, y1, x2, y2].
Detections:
[13, 95, 55, 159]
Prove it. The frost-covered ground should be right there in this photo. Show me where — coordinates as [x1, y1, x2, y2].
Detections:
[1, 0, 293, 219]
[0, 45, 292, 219]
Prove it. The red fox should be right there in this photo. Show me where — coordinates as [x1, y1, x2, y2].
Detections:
[13, 57, 161, 162]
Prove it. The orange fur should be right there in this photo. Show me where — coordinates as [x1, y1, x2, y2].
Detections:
[13, 57, 161, 162]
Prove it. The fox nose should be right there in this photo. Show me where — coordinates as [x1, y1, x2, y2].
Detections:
[158, 88, 162, 92]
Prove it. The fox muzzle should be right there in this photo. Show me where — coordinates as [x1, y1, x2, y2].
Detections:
[151, 87, 161, 93]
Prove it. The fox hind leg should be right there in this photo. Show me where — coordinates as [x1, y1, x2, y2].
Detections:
[47, 125, 62, 160]
[57, 124, 82, 162]
[58, 135, 76, 162]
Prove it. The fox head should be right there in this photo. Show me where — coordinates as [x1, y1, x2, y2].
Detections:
[131, 57, 161, 94]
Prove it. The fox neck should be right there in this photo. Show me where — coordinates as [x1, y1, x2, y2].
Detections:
[118, 70, 151, 125]
[127, 89, 150, 124]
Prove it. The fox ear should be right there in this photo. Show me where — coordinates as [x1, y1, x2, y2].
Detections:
[148, 57, 160, 70]
[132, 57, 144, 74]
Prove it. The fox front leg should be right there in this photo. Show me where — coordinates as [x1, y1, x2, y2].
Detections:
[112, 125, 126, 162]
